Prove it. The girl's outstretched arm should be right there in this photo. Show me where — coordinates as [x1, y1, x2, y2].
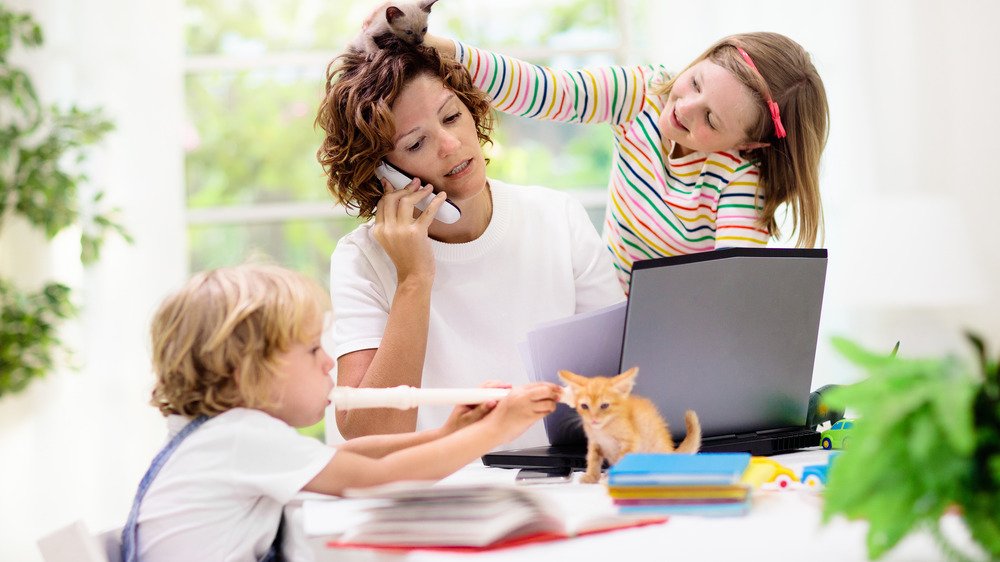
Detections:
[425, 34, 662, 127]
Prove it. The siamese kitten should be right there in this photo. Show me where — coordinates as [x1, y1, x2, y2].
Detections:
[350, 0, 440, 53]
[559, 367, 702, 484]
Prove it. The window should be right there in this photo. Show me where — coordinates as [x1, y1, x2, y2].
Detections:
[183, 0, 636, 284]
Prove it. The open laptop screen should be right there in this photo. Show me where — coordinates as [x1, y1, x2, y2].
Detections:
[622, 248, 828, 440]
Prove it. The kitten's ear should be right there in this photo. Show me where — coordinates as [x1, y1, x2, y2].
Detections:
[611, 367, 638, 394]
[557, 370, 585, 387]
[419, 0, 440, 13]
[385, 6, 405, 22]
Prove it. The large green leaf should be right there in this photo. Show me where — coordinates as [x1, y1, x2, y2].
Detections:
[822, 336, 987, 560]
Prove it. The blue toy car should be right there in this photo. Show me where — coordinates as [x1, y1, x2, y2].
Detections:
[801, 464, 829, 488]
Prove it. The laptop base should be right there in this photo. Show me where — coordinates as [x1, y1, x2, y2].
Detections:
[482, 428, 820, 470]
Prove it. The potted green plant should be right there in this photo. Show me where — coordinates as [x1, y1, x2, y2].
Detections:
[0, 5, 129, 397]
[822, 334, 1000, 560]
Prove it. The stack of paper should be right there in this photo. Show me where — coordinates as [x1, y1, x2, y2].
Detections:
[327, 482, 666, 552]
[607, 453, 753, 516]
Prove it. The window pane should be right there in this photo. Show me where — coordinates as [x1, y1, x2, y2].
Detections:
[185, 70, 328, 207]
[184, 0, 622, 273]
[185, 0, 620, 55]
[437, 0, 619, 50]
[185, 0, 358, 55]
[187, 217, 362, 285]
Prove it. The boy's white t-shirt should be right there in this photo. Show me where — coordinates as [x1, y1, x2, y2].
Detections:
[137, 408, 335, 562]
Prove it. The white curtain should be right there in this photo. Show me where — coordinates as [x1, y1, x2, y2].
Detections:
[0, 0, 185, 560]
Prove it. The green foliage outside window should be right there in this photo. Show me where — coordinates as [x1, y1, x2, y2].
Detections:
[183, 0, 621, 287]
[0, 6, 129, 397]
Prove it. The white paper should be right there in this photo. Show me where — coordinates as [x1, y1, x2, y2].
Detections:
[525, 301, 627, 383]
[301, 498, 381, 537]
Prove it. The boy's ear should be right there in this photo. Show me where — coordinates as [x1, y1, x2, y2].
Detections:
[737, 140, 770, 151]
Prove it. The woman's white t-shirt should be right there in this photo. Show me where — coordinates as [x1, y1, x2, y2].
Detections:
[331, 180, 625, 449]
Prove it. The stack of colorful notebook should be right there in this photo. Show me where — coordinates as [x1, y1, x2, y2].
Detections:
[607, 452, 752, 516]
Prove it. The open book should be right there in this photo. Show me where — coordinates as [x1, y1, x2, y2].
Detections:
[325, 482, 665, 552]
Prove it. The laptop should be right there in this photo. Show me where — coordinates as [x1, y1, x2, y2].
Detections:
[483, 247, 828, 470]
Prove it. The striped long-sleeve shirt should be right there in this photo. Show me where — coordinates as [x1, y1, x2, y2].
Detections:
[456, 42, 769, 292]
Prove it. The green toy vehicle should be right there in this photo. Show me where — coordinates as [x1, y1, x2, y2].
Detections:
[820, 419, 855, 449]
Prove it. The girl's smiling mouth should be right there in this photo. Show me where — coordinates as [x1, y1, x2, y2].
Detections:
[670, 108, 688, 132]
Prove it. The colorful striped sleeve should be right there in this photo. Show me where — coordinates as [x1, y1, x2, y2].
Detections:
[456, 41, 661, 126]
[714, 164, 769, 247]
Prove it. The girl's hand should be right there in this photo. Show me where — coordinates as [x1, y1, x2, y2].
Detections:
[486, 383, 561, 443]
[371, 177, 446, 283]
[439, 380, 511, 435]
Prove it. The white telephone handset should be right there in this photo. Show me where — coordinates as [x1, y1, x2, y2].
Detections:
[374, 161, 461, 224]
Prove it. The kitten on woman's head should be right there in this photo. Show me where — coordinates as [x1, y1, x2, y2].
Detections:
[350, 0, 440, 54]
[559, 367, 701, 484]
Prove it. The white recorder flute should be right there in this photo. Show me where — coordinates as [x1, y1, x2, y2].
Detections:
[328, 386, 512, 410]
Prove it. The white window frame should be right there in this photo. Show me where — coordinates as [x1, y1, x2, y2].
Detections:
[182, 0, 635, 231]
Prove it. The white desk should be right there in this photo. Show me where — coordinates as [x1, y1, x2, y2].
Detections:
[286, 449, 982, 562]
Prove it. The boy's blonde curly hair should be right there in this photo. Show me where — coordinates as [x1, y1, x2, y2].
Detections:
[149, 264, 330, 417]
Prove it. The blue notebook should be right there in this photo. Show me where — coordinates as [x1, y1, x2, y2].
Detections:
[617, 500, 751, 517]
[608, 453, 751, 486]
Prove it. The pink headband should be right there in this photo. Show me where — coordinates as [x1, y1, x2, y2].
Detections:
[735, 46, 786, 139]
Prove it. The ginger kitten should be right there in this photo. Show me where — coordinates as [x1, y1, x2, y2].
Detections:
[559, 367, 702, 483]
[350, 0, 440, 53]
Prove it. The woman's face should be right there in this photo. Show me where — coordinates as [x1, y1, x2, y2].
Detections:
[658, 59, 762, 155]
[385, 74, 487, 203]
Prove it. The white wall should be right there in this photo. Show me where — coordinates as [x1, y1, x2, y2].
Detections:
[638, 0, 1000, 384]
[0, 0, 185, 560]
[2, 1, 999, 560]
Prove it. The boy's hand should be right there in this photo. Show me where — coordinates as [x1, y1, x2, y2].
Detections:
[487, 382, 561, 443]
[440, 380, 510, 436]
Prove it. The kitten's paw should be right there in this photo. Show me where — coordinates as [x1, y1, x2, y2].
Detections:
[580, 473, 601, 484]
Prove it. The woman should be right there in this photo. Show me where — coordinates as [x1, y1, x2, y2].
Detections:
[315, 38, 623, 447]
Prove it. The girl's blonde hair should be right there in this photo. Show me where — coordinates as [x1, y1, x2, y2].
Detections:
[315, 36, 494, 220]
[149, 264, 330, 417]
[654, 32, 829, 247]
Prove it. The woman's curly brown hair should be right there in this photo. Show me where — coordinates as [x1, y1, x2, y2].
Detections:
[316, 37, 494, 220]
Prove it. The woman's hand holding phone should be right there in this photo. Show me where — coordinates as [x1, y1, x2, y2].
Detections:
[372, 176, 444, 283]
[375, 161, 461, 224]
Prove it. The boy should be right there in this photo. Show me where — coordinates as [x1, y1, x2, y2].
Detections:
[123, 263, 560, 561]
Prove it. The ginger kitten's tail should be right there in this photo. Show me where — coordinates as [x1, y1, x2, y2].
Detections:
[675, 410, 702, 453]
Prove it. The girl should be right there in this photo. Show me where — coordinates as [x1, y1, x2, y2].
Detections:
[123, 262, 560, 561]
[315, 38, 623, 445]
[424, 32, 829, 291]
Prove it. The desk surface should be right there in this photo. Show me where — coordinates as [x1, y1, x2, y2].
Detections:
[286, 449, 981, 562]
